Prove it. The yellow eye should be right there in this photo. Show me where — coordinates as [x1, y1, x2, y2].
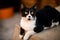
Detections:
[31, 12, 34, 14]
[25, 12, 28, 14]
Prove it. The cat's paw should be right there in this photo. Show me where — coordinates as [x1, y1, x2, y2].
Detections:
[44, 27, 50, 30]
[23, 37, 28, 40]
[51, 22, 59, 28]
[19, 35, 23, 39]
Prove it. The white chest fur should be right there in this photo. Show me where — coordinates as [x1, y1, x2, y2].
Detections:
[20, 18, 36, 31]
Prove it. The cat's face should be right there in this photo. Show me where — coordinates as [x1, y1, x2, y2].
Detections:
[21, 4, 37, 20]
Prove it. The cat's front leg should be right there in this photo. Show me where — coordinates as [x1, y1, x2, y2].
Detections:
[19, 27, 25, 39]
[23, 31, 35, 40]
[19, 35, 23, 39]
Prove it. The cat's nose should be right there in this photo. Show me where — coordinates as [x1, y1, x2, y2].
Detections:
[28, 16, 31, 20]
[29, 16, 31, 18]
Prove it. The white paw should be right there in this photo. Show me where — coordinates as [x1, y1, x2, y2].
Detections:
[51, 24, 55, 28]
[23, 37, 28, 40]
[23, 31, 35, 40]
[51, 22, 59, 28]
[55, 22, 59, 26]
[19, 35, 23, 39]
[44, 27, 49, 29]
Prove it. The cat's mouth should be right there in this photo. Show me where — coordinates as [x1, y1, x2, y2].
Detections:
[28, 18, 31, 20]
[27, 17, 35, 21]
[27, 17, 31, 20]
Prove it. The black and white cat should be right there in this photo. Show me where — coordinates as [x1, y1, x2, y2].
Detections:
[19, 4, 60, 40]
[19, 4, 43, 40]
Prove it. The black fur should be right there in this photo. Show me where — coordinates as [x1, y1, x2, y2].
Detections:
[21, 6, 36, 17]
[35, 5, 60, 30]
[34, 21, 44, 33]
[20, 27, 25, 35]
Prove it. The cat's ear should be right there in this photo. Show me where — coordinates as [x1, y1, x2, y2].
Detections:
[20, 4, 25, 9]
[32, 4, 37, 9]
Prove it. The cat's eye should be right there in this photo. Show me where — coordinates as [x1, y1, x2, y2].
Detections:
[31, 12, 34, 14]
[25, 12, 28, 14]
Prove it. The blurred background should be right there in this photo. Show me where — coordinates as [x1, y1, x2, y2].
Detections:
[0, 0, 60, 40]
[0, 0, 60, 19]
